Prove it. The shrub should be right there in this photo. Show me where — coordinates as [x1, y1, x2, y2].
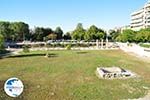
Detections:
[139, 43, 150, 48]
[66, 44, 71, 50]
[23, 45, 30, 53]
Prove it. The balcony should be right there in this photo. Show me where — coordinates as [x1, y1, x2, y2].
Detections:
[131, 14, 143, 20]
[131, 9, 143, 16]
[131, 19, 143, 23]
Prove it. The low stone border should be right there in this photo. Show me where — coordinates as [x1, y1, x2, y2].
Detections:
[96, 67, 137, 79]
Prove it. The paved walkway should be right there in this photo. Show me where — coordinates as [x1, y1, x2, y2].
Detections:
[118, 43, 150, 58]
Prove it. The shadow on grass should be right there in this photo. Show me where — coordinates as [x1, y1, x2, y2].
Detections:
[0, 50, 11, 59]
[7, 53, 58, 58]
[76, 51, 88, 54]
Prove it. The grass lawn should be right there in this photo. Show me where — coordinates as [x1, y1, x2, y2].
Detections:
[0, 50, 150, 100]
[140, 43, 150, 48]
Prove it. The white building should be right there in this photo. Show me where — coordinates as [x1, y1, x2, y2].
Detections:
[131, 1, 150, 31]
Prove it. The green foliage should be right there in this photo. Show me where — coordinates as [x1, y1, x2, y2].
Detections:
[109, 30, 120, 42]
[66, 44, 71, 50]
[63, 32, 71, 40]
[115, 28, 150, 43]
[22, 45, 30, 53]
[136, 28, 150, 42]
[32, 27, 53, 41]
[72, 23, 86, 40]
[34, 27, 45, 41]
[139, 43, 150, 48]
[0, 21, 14, 41]
[86, 25, 99, 40]
[116, 29, 136, 42]
[71, 24, 106, 41]
[86, 25, 106, 40]
[0, 21, 109, 42]
[55, 27, 63, 40]
[0, 21, 30, 41]
[0, 34, 4, 51]
[9, 22, 30, 41]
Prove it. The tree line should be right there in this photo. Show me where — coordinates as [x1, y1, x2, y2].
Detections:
[0, 21, 29, 42]
[0, 21, 64, 42]
[0, 21, 107, 42]
[109, 28, 150, 43]
[1, 21, 150, 44]
[72, 23, 106, 41]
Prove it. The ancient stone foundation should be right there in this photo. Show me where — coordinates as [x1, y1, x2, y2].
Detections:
[96, 67, 136, 79]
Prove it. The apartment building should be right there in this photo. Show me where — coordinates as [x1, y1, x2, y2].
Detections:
[131, 1, 150, 31]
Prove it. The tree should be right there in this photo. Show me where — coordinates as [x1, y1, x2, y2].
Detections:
[0, 34, 4, 51]
[10, 22, 29, 41]
[115, 28, 150, 43]
[96, 32, 106, 40]
[31, 27, 53, 41]
[33, 27, 45, 41]
[72, 23, 86, 40]
[55, 27, 63, 40]
[96, 29, 106, 40]
[63, 32, 71, 40]
[136, 28, 150, 42]
[0, 21, 13, 41]
[116, 29, 136, 42]
[108, 30, 120, 42]
[86, 25, 99, 40]
[44, 28, 53, 37]
[86, 25, 106, 41]
[84, 32, 91, 41]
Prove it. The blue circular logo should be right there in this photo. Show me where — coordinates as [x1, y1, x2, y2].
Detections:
[4, 77, 24, 97]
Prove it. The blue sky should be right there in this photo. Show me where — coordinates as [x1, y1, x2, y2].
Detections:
[0, 0, 148, 32]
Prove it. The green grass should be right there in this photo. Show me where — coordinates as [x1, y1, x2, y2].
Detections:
[140, 43, 150, 48]
[0, 50, 150, 100]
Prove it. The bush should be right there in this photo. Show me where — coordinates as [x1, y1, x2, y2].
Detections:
[23, 45, 30, 53]
[139, 43, 150, 48]
[0, 50, 9, 55]
[66, 44, 71, 50]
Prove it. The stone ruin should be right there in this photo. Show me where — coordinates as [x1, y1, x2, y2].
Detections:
[96, 67, 136, 79]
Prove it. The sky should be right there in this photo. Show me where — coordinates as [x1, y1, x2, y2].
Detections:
[0, 0, 148, 32]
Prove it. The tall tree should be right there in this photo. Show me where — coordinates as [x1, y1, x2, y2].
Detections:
[31, 27, 53, 41]
[0, 21, 13, 41]
[86, 25, 98, 40]
[33, 27, 45, 41]
[116, 29, 136, 42]
[136, 28, 150, 42]
[63, 32, 71, 40]
[72, 23, 86, 40]
[86, 25, 106, 40]
[108, 30, 120, 42]
[10, 22, 29, 41]
[55, 27, 63, 40]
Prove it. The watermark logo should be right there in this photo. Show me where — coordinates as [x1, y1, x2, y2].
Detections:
[4, 77, 24, 97]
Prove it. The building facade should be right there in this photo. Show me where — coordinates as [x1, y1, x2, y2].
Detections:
[131, 1, 150, 31]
